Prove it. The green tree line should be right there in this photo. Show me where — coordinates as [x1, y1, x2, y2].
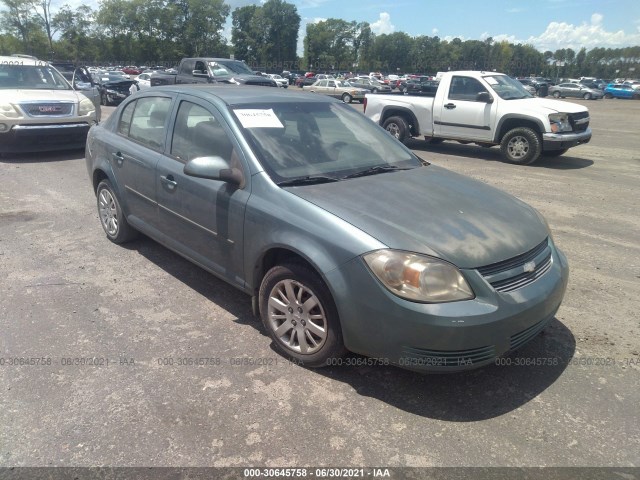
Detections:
[1, 0, 639, 79]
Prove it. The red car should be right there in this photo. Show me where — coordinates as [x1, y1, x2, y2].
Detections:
[122, 66, 142, 75]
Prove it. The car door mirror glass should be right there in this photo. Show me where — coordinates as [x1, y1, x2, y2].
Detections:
[476, 91, 493, 103]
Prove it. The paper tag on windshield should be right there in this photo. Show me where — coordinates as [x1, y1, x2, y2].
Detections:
[234, 109, 284, 128]
[485, 77, 498, 85]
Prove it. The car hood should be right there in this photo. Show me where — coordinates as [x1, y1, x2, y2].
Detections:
[508, 97, 588, 114]
[1, 89, 80, 102]
[286, 165, 548, 268]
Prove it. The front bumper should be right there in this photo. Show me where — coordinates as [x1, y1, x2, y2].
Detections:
[543, 128, 592, 151]
[325, 242, 569, 372]
[0, 122, 92, 153]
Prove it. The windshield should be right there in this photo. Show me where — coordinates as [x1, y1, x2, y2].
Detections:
[0, 65, 71, 90]
[215, 60, 254, 75]
[484, 75, 533, 100]
[232, 102, 421, 183]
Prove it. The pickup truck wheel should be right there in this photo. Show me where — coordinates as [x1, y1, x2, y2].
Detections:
[96, 180, 138, 244]
[583, 93, 592, 100]
[259, 263, 347, 367]
[500, 127, 542, 165]
[543, 148, 569, 157]
[553, 91, 561, 98]
[341, 93, 353, 103]
[383, 116, 409, 144]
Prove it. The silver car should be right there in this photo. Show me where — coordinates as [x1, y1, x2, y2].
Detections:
[549, 83, 604, 100]
[86, 86, 569, 372]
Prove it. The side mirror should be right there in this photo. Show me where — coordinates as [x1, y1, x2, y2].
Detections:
[184, 156, 243, 187]
[476, 91, 494, 103]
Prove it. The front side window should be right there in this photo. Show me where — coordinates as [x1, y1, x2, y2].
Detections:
[448, 76, 489, 101]
[171, 101, 234, 163]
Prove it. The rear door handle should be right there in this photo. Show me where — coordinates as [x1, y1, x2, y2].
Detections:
[160, 174, 177, 190]
[444, 103, 457, 109]
[112, 151, 124, 166]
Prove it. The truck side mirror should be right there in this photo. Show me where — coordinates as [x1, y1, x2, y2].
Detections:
[476, 92, 494, 103]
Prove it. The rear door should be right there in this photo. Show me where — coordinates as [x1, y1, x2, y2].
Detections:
[107, 95, 173, 227]
[155, 96, 250, 286]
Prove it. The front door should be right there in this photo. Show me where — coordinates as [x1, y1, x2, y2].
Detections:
[155, 96, 250, 287]
[434, 75, 496, 141]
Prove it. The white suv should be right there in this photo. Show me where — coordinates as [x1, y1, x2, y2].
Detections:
[0, 55, 99, 155]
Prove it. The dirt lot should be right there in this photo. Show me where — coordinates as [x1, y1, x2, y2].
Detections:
[0, 96, 638, 471]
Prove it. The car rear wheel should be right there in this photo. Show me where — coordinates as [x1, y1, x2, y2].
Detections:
[259, 263, 346, 367]
[583, 93, 592, 100]
[553, 91, 561, 98]
[96, 180, 137, 243]
[383, 116, 409, 144]
[341, 93, 352, 103]
[500, 127, 542, 165]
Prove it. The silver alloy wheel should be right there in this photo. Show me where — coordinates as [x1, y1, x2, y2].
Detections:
[267, 279, 327, 354]
[506, 135, 529, 159]
[342, 93, 352, 103]
[386, 122, 401, 139]
[98, 188, 118, 236]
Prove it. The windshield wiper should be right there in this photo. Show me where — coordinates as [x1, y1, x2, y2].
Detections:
[341, 165, 412, 179]
[276, 175, 340, 187]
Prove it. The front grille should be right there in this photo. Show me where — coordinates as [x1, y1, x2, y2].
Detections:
[477, 238, 553, 293]
[21, 102, 74, 117]
[401, 345, 496, 368]
[569, 111, 589, 132]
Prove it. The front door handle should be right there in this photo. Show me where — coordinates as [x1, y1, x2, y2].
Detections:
[160, 174, 177, 190]
[444, 103, 457, 110]
[112, 151, 124, 166]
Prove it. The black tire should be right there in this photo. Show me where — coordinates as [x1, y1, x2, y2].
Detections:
[499, 127, 542, 165]
[100, 92, 107, 106]
[553, 91, 561, 98]
[543, 148, 569, 157]
[425, 137, 444, 145]
[382, 115, 410, 144]
[259, 263, 346, 367]
[604, 93, 613, 99]
[96, 180, 138, 244]
[341, 93, 352, 103]
[583, 93, 591, 100]
[371, 88, 378, 94]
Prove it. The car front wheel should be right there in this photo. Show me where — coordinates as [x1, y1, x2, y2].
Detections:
[553, 91, 561, 98]
[259, 263, 346, 367]
[96, 180, 137, 243]
[583, 93, 592, 100]
[500, 127, 542, 165]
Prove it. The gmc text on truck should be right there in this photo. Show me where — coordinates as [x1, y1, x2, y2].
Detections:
[364, 71, 592, 165]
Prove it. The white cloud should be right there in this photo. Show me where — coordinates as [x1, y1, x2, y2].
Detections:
[432, 28, 439, 36]
[370, 12, 395, 35]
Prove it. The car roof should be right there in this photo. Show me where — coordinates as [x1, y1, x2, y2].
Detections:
[150, 84, 339, 106]
[0, 55, 48, 66]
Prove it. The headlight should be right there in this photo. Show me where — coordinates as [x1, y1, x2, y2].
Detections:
[363, 250, 474, 303]
[0, 103, 20, 119]
[78, 97, 95, 116]
[549, 113, 572, 133]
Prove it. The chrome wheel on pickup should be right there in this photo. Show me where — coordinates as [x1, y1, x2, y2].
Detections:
[382, 116, 409, 144]
[500, 127, 542, 165]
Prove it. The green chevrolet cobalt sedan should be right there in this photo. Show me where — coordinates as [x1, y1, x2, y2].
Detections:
[86, 85, 569, 372]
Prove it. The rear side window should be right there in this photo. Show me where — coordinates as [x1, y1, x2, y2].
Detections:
[118, 97, 172, 151]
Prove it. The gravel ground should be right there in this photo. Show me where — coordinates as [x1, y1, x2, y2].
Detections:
[0, 97, 638, 470]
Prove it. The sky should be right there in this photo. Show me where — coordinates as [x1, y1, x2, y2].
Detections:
[224, 0, 640, 56]
[51, 0, 640, 56]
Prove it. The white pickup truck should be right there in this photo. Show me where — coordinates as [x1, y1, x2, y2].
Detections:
[363, 70, 592, 165]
